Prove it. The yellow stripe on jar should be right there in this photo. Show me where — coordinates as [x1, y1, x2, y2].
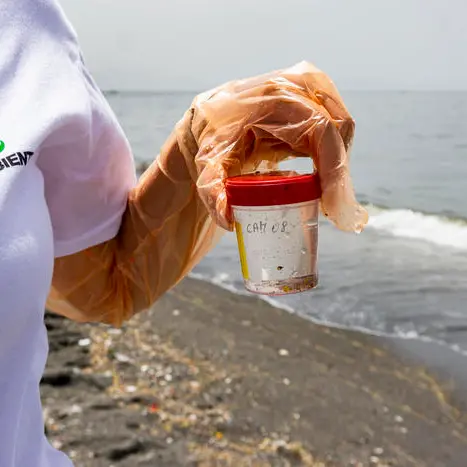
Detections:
[234, 221, 249, 280]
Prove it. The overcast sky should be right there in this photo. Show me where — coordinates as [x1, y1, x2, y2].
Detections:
[60, 0, 467, 92]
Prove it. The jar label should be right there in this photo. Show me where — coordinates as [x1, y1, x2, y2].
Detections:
[233, 203, 318, 283]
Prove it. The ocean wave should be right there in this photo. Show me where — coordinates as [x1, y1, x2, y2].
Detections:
[364, 204, 467, 249]
[189, 271, 245, 296]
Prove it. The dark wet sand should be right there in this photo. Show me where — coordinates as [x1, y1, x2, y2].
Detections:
[42, 277, 467, 466]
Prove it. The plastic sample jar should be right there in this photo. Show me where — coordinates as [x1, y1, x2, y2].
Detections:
[225, 170, 322, 296]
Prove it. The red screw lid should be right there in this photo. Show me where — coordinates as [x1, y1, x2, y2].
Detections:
[225, 170, 322, 207]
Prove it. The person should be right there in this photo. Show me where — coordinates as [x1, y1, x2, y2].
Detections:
[0, 0, 368, 465]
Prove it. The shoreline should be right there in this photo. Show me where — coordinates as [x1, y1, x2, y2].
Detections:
[192, 272, 467, 394]
[43, 277, 467, 466]
[192, 272, 467, 356]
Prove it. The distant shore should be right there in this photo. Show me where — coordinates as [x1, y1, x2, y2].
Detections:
[42, 277, 467, 466]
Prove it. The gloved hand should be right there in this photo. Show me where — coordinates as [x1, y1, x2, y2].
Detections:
[175, 60, 368, 233]
[47, 61, 368, 327]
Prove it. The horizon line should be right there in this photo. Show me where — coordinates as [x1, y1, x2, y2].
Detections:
[103, 88, 467, 95]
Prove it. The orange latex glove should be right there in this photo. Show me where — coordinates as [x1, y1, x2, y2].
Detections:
[46, 61, 368, 327]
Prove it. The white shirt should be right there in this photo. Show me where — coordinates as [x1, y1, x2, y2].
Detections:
[0, 1, 137, 465]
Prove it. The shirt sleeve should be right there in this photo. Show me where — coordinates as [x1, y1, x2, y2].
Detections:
[39, 62, 138, 258]
[26, 5, 138, 258]
[2, 0, 138, 258]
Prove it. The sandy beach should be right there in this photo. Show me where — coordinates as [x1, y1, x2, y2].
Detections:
[42, 277, 467, 467]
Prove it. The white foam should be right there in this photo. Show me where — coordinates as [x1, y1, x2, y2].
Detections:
[366, 205, 467, 250]
[261, 296, 297, 314]
[189, 271, 248, 296]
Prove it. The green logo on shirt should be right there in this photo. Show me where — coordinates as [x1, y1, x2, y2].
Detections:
[0, 141, 4, 153]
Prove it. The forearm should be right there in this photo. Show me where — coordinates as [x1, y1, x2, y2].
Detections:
[47, 127, 220, 327]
